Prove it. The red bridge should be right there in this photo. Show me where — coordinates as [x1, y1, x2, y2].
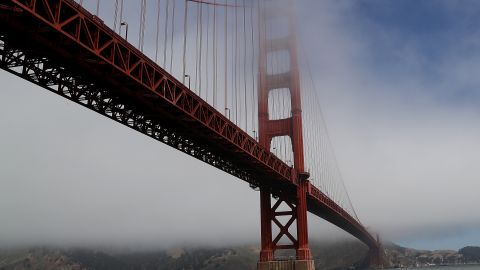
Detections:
[0, 0, 382, 269]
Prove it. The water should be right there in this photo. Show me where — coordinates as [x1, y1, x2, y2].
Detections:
[405, 266, 480, 270]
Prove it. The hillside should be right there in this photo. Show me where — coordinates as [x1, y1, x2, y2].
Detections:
[0, 241, 478, 270]
[383, 242, 479, 268]
[0, 240, 367, 270]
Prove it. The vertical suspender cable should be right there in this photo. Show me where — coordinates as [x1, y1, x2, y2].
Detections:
[213, 0, 217, 108]
[205, 4, 210, 102]
[283, 90, 287, 160]
[250, 2, 256, 137]
[224, 1, 228, 118]
[119, 0, 124, 33]
[164, 0, 170, 68]
[96, 0, 100, 16]
[194, 3, 199, 92]
[113, 0, 119, 32]
[256, 0, 262, 141]
[230, 4, 235, 121]
[155, 0, 161, 63]
[230, 4, 237, 124]
[199, 3, 204, 97]
[139, 0, 146, 51]
[243, 0, 247, 131]
[182, 0, 188, 84]
[169, 0, 176, 73]
[234, 0, 238, 124]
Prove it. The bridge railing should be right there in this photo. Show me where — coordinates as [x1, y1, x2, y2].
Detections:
[5, 0, 297, 186]
[308, 183, 377, 247]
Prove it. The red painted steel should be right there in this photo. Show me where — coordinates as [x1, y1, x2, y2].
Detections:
[5, 0, 294, 186]
[0, 0, 380, 263]
[257, 0, 312, 261]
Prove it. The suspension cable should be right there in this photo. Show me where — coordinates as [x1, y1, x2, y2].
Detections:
[243, 0, 247, 131]
[119, 0, 124, 33]
[139, 0, 147, 51]
[169, 0, 176, 72]
[205, 3, 210, 102]
[199, 3, 203, 97]
[113, 0, 119, 32]
[234, 0, 238, 124]
[155, 0, 161, 63]
[163, 0, 170, 68]
[194, 2, 200, 92]
[188, 0, 242, 8]
[213, 0, 217, 108]
[182, 0, 188, 84]
[250, 2, 256, 138]
[224, 0, 228, 118]
[96, 0, 100, 16]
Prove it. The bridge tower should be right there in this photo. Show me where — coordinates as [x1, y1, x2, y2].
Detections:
[257, 0, 314, 269]
[368, 234, 384, 269]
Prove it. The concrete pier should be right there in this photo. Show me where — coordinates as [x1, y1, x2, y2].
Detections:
[257, 260, 315, 270]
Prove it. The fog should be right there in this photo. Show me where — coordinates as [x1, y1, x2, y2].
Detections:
[1, 0, 480, 251]
[297, 0, 480, 249]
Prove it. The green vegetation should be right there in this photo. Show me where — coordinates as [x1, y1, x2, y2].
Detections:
[459, 246, 480, 262]
[1, 242, 478, 270]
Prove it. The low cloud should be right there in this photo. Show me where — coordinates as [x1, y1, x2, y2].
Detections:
[0, 0, 479, 251]
[298, 0, 480, 248]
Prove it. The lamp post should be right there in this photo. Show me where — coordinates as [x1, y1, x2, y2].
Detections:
[120, 21, 128, 40]
[184, 74, 191, 89]
[225, 107, 230, 120]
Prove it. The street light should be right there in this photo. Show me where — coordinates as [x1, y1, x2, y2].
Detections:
[286, 160, 293, 167]
[184, 74, 191, 89]
[225, 107, 230, 119]
[120, 21, 128, 40]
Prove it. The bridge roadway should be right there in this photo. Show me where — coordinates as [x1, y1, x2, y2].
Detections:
[0, 0, 378, 251]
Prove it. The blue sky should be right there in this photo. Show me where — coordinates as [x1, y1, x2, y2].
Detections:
[349, 0, 480, 104]
[298, 0, 480, 250]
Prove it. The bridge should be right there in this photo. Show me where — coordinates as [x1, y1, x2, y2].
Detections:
[0, 0, 381, 269]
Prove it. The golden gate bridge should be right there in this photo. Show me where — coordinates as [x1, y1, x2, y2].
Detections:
[0, 0, 382, 269]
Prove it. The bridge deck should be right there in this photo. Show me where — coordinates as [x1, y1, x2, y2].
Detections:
[0, 0, 378, 250]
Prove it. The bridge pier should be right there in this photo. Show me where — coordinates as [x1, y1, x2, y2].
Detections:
[258, 184, 315, 270]
[258, 260, 315, 270]
[368, 235, 384, 269]
[368, 248, 382, 269]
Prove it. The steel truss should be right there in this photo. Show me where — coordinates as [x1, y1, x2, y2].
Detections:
[0, 38, 248, 181]
[0, 0, 296, 189]
[0, 0, 381, 263]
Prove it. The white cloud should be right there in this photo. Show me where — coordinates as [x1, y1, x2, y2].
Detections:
[1, 0, 479, 251]
[298, 0, 480, 247]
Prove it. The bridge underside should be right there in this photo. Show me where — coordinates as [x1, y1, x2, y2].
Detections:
[0, 1, 296, 195]
[0, 0, 380, 264]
